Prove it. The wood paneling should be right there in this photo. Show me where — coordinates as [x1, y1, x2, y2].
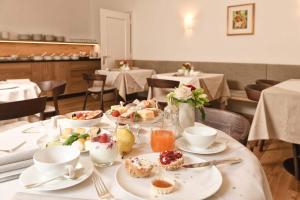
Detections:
[0, 43, 95, 57]
[0, 60, 101, 95]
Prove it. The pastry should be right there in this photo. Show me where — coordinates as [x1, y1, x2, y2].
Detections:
[125, 157, 153, 178]
[137, 109, 155, 120]
[151, 178, 175, 194]
[159, 151, 184, 171]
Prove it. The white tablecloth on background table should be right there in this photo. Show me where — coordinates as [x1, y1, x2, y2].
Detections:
[0, 80, 41, 103]
[151, 73, 231, 103]
[0, 116, 272, 200]
[0, 80, 41, 127]
[95, 69, 156, 101]
[249, 79, 300, 143]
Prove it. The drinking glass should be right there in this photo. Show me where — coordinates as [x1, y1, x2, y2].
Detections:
[151, 128, 175, 152]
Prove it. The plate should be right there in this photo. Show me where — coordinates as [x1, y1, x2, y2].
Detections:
[115, 153, 222, 200]
[63, 110, 103, 128]
[19, 157, 93, 191]
[176, 137, 227, 155]
[36, 135, 89, 153]
[0, 83, 19, 90]
[105, 110, 163, 125]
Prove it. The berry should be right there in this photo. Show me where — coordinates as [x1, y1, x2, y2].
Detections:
[93, 133, 110, 143]
[111, 110, 120, 117]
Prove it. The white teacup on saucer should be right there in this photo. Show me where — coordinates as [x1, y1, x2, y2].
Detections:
[33, 146, 80, 178]
[183, 126, 217, 149]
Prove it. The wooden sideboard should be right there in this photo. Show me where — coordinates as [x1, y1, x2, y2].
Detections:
[0, 59, 101, 95]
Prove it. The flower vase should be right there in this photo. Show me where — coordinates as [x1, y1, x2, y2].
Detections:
[178, 103, 195, 130]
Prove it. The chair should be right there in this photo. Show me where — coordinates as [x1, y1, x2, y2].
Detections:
[256, 79, 280, 88]
[0, 97, 47, 121]
[244, 84, 265, 102]
[147, 78, 180, 109]
[82, 73, 118, 110]
[37, 80, 66, 118]
[196, 107, 250, 146]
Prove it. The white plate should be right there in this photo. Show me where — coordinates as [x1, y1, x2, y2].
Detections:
[19, 157, 93, 191]
[63, 111, 103, 128]
[0, 83, 19, 90]
[176, 137, 227, 155]
[116, 153, 222, 200]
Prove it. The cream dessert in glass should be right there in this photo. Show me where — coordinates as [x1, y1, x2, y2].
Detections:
[89, 131, 118, 167]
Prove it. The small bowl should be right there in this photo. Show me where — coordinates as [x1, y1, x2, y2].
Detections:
[62, 110, 103, 128]
[183, 126, 217, 148]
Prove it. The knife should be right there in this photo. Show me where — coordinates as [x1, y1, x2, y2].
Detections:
[182, 157, 242, 168]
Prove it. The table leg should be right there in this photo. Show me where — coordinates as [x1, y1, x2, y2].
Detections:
[283, 144, 300, 180]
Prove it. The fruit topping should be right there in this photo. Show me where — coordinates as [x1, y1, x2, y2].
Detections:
[111, 110, 121, 117]
[159, 150, 183, 165]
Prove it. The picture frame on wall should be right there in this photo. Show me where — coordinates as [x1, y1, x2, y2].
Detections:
[227, 3, 255, 35]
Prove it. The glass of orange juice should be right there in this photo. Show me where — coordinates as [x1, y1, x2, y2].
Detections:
[151, 128, 175, 152]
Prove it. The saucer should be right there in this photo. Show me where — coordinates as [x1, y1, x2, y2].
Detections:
[19, 157, 93, 191]
[176, 137, 226, 155]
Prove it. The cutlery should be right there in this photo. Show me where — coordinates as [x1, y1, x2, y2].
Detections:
[24, 165, 83, 188]
[182, 157, 242, 168]
[0, 141, 26, 153]
[92, 174, 115, 200]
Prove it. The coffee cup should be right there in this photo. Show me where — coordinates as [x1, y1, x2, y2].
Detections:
[33, 146, 80, 178]
[183, 126, 217, 148]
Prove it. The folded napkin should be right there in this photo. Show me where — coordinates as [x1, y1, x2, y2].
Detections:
[0, 159, 32, 173]
[0, 148, 38, 166]
[12, 193, 93, 200]
[0, 168, 23, 183]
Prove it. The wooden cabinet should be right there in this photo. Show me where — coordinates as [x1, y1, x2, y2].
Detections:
[0, 60, 101, 95]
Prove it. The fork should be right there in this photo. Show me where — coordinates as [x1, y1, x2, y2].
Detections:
[92, 174, 115, 200]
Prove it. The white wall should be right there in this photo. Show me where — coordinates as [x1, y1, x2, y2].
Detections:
[0, 0, 133, 42]
[132, 0, 300, 65]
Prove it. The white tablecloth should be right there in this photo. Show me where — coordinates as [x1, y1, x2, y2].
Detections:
[0, 116, 272, 200]
[152, 73, 231, 103]
[249, 79, 300, 143]
[95, 69, 156, 101]
[0, 80, 41, 103]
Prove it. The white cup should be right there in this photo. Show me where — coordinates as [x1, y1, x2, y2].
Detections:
[183, 126, 217, 148]
[33, 146, 80, 177]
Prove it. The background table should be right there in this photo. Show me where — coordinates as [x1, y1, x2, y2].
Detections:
[0, 80, 40, 103]
[95, 69, 156, 101]
[151, 73, 231, 104]
[1, 116, 272, 200]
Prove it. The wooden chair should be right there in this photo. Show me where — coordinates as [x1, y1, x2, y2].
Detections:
[147, 78, 180, 109]
[196, 107, 250, 146]
[256, 79, 280, 88]
[82, 73, 118, 110]
[0, 97, 47, 121]
[244, 84, 265, 102]
[37, 80, 66, 118]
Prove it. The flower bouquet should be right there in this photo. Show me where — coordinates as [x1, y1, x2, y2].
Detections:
[178, 63, 194, 76]
[167, 84, 209, 129]
[119, 60, 130, 70]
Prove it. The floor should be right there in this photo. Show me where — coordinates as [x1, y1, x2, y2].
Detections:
[53, 95, 299, 200]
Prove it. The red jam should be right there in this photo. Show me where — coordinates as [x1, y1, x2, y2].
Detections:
[159, 150, 182, 165]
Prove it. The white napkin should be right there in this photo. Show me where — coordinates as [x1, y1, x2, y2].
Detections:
[0, 148, 38, 166]
[0, 137, 25, 152]
[0, 159, 32, 173]
[12, 193, 92, 200]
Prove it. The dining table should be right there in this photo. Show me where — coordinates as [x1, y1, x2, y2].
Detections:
[248, 79, 300, 179]
[151, 72, 231, 106]
[95, 68, 156, 101]
[0, 79, 41, 129]
[0, 115, 272, 200]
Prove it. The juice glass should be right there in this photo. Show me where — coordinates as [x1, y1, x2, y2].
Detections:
[151, 128, 175, 152]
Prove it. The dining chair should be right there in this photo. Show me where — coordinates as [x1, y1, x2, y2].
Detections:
[196, 107, 250, 146]
[244, 84, 265, 102]
[37, 80, 66, 118]
[147, 78, 180, 109]
[82, 73, 118, 110]
[255, 79, 280, 88]
[0, 97, 47, 121]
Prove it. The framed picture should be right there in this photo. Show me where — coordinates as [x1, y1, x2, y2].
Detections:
[227, 3, 255, 35]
